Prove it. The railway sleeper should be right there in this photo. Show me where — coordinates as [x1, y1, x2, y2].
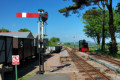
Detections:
[85, 78, 92, 80]
[87, 70, 96, 72]
[94, 76, 104, 80]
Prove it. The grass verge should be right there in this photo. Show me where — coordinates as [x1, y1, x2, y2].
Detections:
[18, 73, 36, 80]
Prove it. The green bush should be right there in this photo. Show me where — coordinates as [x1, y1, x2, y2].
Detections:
[106, 42, 118, 55]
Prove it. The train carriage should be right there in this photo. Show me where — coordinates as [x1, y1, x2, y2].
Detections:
[0, 32, 36, 65]
[0, 32, 49, 65]
[13, 38, 35, 61]
[0, 35, 13, 64]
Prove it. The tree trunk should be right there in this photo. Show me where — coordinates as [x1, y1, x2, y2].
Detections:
[108, 5, 117, 54]
[101, 3, 105, 51]
[105, 0, 118, 54]
[96, 34, 100, 49]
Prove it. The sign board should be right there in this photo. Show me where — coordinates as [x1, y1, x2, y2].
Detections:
[12, 55, 20, 65]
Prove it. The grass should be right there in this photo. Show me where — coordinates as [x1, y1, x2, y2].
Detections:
[89, 47, 97, 51]
[89, 43, 120, 59]
[64, 42, 120, 59]
[18, 73, 36, 80]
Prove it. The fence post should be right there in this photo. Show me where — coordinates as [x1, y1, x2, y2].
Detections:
[0, 64, 4, 80]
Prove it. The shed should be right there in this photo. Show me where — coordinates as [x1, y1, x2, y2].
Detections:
[0, 32, 34, 39]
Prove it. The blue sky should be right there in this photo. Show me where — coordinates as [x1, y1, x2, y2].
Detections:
[0, 0, 120, 43]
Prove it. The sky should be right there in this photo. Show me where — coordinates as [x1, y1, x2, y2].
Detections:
[0, 0, 120, 43]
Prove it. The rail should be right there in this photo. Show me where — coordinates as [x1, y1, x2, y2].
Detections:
[65, 47, 110, 80]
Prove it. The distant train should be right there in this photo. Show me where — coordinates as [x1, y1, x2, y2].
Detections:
[79, 40, 89, 52]
[48, 46, 62, 53]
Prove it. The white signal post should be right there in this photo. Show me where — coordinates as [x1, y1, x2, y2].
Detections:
[42, 21, 44, 47]
[38, 10, 41, 73]
[41, 15, 44, 73]
[38, 11, 41, 48]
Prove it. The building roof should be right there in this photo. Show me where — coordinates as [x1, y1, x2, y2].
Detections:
[32, 33, 38, 38]
[0, 32, 34, 38]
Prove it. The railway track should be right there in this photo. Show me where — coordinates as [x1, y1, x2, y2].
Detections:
[66, 47, 110, 80]
[80, 50, 120, 66]
[92, 55, 120, 66]
[83, 51, 120, 66]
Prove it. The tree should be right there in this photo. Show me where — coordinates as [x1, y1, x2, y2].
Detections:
[83, 10, 102, 46]
[48, 37, 60, 46]
[115, 4, 120, 33]
[0, 28, 10, 32]
[83, 6, 107, 50]
[98, 1, 106, 50]
[64, 42, 71, 46]
[116, 3, 120, 14]
[82, 9, 110, 47]
[114, 8, 120, 39]
[59, 0, 118, 54]
[105, 0, 118, 54]
[49, 37, 60, 42]
[18, 28, 30, 32]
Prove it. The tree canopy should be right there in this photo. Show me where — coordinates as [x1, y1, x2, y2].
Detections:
[59, 0, 101, 13]
[18, 28, 30, 32]
[83, 8, 120, 42]
[0, 28, 10, 32]
[82, 9, 108, 45]
[114, 10, 120, 33]
[64, 42, 71, 47]
[116, 3, 120, 14]
[49, 37, 60, 42]
[48, 37, 60, 46]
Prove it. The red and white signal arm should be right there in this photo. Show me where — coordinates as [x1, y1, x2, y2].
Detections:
[16, 12, 39, 18]
[12, 55, 20, 65]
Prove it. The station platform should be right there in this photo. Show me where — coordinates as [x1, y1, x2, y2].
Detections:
[25, 74, 70, 80]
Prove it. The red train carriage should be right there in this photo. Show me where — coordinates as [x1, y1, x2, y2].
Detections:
[79, 40, 89, 52]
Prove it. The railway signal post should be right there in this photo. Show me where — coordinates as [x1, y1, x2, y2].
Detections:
[16, 9, 48, 74]
[38, 9, 44, 74]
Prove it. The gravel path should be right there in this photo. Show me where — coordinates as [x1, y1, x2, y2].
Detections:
[44, 51, 78, 74]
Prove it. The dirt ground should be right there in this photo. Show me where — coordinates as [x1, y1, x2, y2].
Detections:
[4, 49, 120, 80]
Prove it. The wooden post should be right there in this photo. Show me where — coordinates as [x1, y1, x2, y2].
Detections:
[0, 64, 4, 80]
